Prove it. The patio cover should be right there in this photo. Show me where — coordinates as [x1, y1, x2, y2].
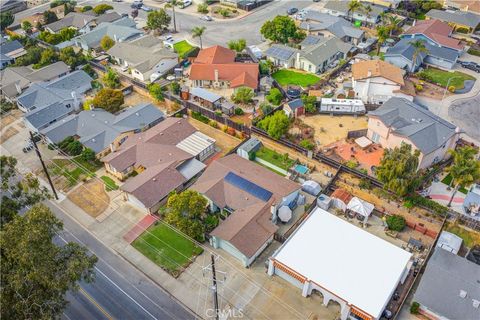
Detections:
[355, 136, 372, 149]
[347, 197, 374, 218]
[302, 180, 321, 196]
[278, 205, 292, 223]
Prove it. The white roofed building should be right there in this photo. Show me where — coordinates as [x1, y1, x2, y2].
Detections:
[268, 208, 412, 320]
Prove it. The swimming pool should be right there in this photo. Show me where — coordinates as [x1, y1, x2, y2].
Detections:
[294, 164, 309, 175]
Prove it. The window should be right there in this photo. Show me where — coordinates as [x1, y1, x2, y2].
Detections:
[66, 104, 71, 108]
[372, 132, 380, 143]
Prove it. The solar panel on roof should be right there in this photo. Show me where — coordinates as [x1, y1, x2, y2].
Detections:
[224, 172, 273, 202]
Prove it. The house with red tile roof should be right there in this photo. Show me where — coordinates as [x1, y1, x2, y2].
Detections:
[189, 45, 259, 90]
[401, 19, 464, 52]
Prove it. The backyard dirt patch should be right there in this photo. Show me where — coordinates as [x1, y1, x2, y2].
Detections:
[0, 109, 22, 127]
[0, 127, 19, 143]
[300, 114, 368, 147]
[187, 117, 242, 155]
[409, 78, 448, 100]
[68, 179, 110, 218]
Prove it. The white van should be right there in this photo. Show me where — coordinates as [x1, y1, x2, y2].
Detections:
[179, 0, 192, 9]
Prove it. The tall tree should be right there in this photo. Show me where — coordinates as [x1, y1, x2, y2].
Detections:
[165, 190, 207, 242]
[147, 9, 171, 34]
[375, 25, 389, 55]
[92, 88, 124, 113]
[1, 204, 97, 319]
[0, 11, 14, 31]
[21, 21, 33, 34]
[148, 83, 166, 102]
[387, 15, 402, 37]
[257, 110, 290, 139]
[165, 0, 178, 33]
[447, 146, 480, 206]
[260, 15, 304, 44]
[34, 47, 59, 69]
[192, 26, 206, 49]
[347, 0, 363, 21]
[409, 40, 429, 73]
[102, 68, 120, 88]
[376, 143, 420, 197]
[43, 10, 58, 24]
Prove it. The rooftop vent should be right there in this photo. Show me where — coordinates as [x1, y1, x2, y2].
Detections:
[473, 300, 480, 308]
[153, 178, 156, 182]
[460, 290, 467, 298]
[135, 112, 139, 116]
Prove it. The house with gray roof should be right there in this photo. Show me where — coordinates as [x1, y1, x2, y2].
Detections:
[299, 11, 365, 45]
[463, 184, 480, 221]
[384, 38, 460, 71]
[0, 53, 13, 70]
[73, 17, 143, 52]
[414, 248, 480, 320]
[44, 11, 122, 34]
[322, 1, 387, 25]
[426, 9, 480, 33]
[367, 97, 460, 169]
[107, 35, 178, 82]
[18, 70, 92, 132]
[0, 40, 27, 68]
[41, 103, 165, 157]
[265, 36, 352, 74]
[1, 61, 69, 101]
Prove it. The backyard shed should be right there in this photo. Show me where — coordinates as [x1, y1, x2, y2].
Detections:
[347, 197, 374, 221]
[190, 87, 223, 110]
[436, 231, 463, 255]
[284, 99, 305, 118]
[331, 188, 353, 212]
[302, 180, 321, 196]
[237, 137, 262, 160]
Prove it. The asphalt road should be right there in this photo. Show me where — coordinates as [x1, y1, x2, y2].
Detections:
[46, 201, 196, 320]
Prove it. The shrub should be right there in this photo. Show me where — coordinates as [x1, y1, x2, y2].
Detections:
[404, 194, 448, 216]
[148, 83, 165, 102]
[81, 5, 93, 12]
[170, 81, 181, 95]
[232, 87, 254, 104]
[266, 88, 283, 106]
[386, 215, 406, 232]
[93, 4, 113, 15]
[410, 302, 420, 314]
[448, 85, 456, 93]
[226, 127, 236, 136]
[80, 148, 96, 162]
[197, 3, 209, 14]
[65, 141, 83, 156]
[299, 139, 314, 150]
[467, 48, 480, 57]
[191, 111, 209, 124]
[456, 26, 469, 34]
[204, 214, 219, 232]
[208, 120, 217, 128]
[259, 102, 273, 115]
[415, 84, 423, 91]
[234, 107, 244, 115]
[359, 178, 372, 190]
[345, 160, 358, 169]
[92, 88, 124, 113]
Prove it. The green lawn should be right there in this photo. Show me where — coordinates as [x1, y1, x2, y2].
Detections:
[445, 223, 480, 248]
[255, 160, 287, 176]
[418, 68, 475, 89]
[440, 173, 468, 194]
[100, 175, 119, 191]
[50, 156, 102, 187]
[368, 51, 385, 60]
[132, 223, 203, 276]
[173, 40, 195, 58]
[272, 69, 321, 87]
[255, 147, 294, 171]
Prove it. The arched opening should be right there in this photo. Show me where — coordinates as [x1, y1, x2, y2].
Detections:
[326, 299, 342, 314]
[310, 288, 325, 304]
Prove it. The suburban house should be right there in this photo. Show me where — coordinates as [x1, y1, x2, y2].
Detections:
[191, 154, 300, 267]
[362, 0, 402, 8]
[44, 12, 96, 34]
[0, 40, 27, 69]
[413, 248, 480, 320]
[189, 45, 259, 90]
[40, 103, 165, 158]
[17, 70, 93, 131]
[367, 97, 461, 169]
[442, 0, 480, 14]
[384, 38, 460, 72]
[352, 59, 415, 104]
[0, 61, 70, 101]
[268, 207, 411, 320]
[73, 17, 143, 52]
[463, 184, 480, 221]
[102, 118, 216, 213]
[265, 36, 352, 74]
[284, 99, 305, 118]
[107, 35, 179, 82]
[401, 19, 464, 52]
[0, 0, 27, 13]
[322, 1, 387, 25]
[426, 8, 480, 33]
[299, 11, 365, 46]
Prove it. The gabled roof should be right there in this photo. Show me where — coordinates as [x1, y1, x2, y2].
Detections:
[194, 45, 236, 64]
[0, 40, 24, 55]
[414, 248, 480, 320]
[301, 37, 352, 66]
[403, 19, 463, 50]
[44, 12, 96, 32]
[323, 1, 387, 18]
[385, 38, 459, 65]
[287, 99, 304, 110]
[368, 97, 458, 154]
[352, 60, 405, 85]
[426, 9, 480, 29]
[299, 11, 364, 39]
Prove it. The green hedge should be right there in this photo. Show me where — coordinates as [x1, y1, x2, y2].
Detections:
[404, 194, 448, 216]
[468, 48, 480, 57]
[191, 111, 209, 124]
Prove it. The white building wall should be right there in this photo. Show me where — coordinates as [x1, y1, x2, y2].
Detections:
[126, 193, 149, 213]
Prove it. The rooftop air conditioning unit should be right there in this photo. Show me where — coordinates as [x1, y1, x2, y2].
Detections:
[459, 290, 467, 298]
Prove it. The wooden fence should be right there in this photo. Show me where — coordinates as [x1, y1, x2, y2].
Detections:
[347, 129, 368, 140]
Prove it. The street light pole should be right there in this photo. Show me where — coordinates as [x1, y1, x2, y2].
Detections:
[442, 76, 462, 100]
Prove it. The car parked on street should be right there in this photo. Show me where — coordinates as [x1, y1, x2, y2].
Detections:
[141, 5, 152, 12]
[287, 7, 298, 15]
[201, 15, 213, 21]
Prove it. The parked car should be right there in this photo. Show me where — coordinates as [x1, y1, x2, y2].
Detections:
[201, 15, 213, 21]
[179, 0, 192, 9]
[120, 65, 128, 72]
[464, 63, 480, 73]
[459, 60, 476, 67]
[287, 7, 298, 15]
[141, 5, 152, 12]
[131, 2, 142, 9]
[22, 142, 33, 153]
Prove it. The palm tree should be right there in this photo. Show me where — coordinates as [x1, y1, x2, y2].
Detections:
[409, 40, 429, 73]
[376, 26, 389, 55]
[447, 146, 480, 207]
[165, 0, 178, 33]
[347, 0, 363, 22]
[363, 4, 372, 24]
[387, 15, 402, 37]
[192, 26, 206, 49]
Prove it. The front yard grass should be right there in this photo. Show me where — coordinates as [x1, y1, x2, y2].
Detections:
[50, 156, 102, 187]
[445, 222, 480, 248]
[132, 223, 203, 276]
[272, 69, 321, 87]
[173, 40, 195, 58]
[418, 67, 475, 89]
[101, 175, 119, 191]
[255, 147, 294, 171]
[440, 173, 468, 194]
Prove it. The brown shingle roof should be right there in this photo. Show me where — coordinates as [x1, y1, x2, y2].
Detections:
[352, 60, 405, 86]
[403, 19, 463, 51]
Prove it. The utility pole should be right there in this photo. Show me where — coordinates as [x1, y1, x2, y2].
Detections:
[30, 131, 58, 200]
[203, 254, 226, 320]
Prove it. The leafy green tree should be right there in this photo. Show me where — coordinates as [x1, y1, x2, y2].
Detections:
[446, 146, 480, 206]
[170, 81, 181, 95]
[81, 5, 93, 12]
[386, 14, 402, 37]
[65, 140, 83, 156]
[21, 21, 33, 34]
[192, 26, 206, 49]
[302, 95, 317, 113]
[409, 40, 429, 73]
[232, 87, 254, 104]
[34, 47, 59, 69]
[165, 190, 207, 242]
[261, 15, 305, 44]
[227, 39, 246, 53]
[14, 47, 43, 66]
[197, 3, 209, 14]
[82, 64, 96, 78]
[376, 143, 420, 197]
[148, 83, 166, 102]
[92, 88, 124, 113]
[92, 4, 113, 15]
[259, 102, 273, 115]
[59, 47, 86, 68]
[147, 9, 171, 34]
[259, 60, 273, 75]
[102, 68, 120, 88]
[43, 10, 59, 24]
[100, 35, 115, 51]
[0, 11, 14, 31]
[347, 0, 363, 21]
[80, 148, 96, 162]
[266, 88, 283, 105]
[257, 111, 290, 139]
[300, 139, 314, 150]
[375, 25, 389, 55]
[386, 214, 406, 231]
[1, 204, 97, 319]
